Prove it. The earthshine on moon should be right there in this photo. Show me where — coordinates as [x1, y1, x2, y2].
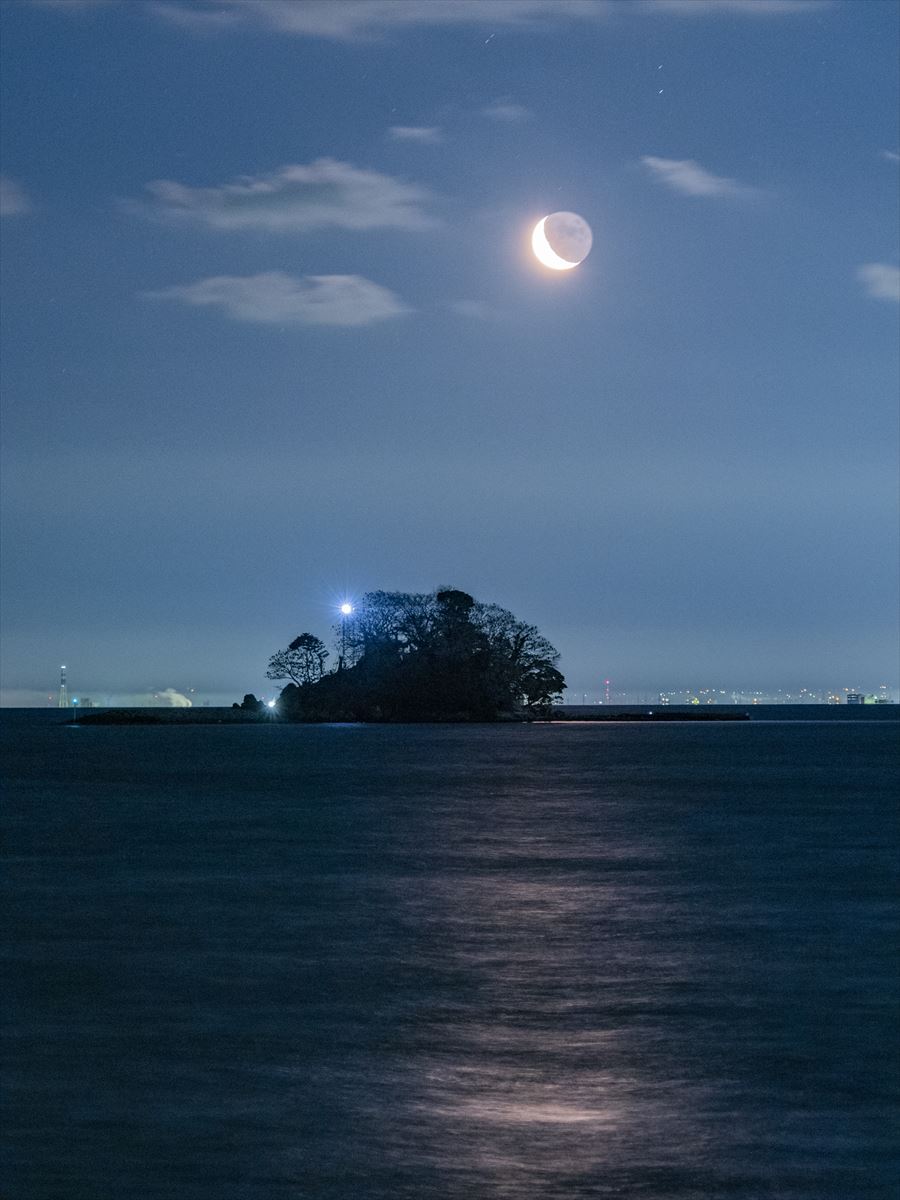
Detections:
[532, 212, 593, 270]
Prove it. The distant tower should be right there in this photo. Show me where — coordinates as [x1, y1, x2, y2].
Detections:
[58, 665, 68, 708]
[604, 678, 611, 705]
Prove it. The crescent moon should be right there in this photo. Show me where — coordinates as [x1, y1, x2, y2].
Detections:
[531, 216, 579, 271]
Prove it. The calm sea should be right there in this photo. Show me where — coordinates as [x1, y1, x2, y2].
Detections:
[2, 711, 898, 1199]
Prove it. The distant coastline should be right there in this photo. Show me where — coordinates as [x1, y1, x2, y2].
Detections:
[67, 707, 271, 726]
[69, 706, 749, 726]
[60, 704, 899, 726]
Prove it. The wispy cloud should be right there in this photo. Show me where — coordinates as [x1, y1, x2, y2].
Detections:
[130, 159, 437, 232]
[857, 263, 900, 303]
[0, 176, 32, 216]
[881, 149, 900, 164]
[449, 300, 501, 320]
[142, 271, 411, 327]
[640, 155, 756, 198]
[641, 0, 832, 14]
[482, 99, 531, 122]
[145, 0, 829, 38]
[147, 0, 241, 29]
[147, 1, 615, 39]
[388, 126, 443, 144]
[31, 0, 112, 9]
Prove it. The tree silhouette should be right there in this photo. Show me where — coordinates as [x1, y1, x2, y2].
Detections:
[266, 634, 329, 686]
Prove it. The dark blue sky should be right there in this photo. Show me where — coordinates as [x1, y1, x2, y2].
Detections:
[2, 0, 898, 705]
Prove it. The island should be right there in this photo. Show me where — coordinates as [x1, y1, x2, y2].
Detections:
[72, 585, 752, 725]
[265, 587, 564, 722]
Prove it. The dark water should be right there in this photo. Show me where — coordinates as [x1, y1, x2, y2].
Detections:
[2, 713, 898, 1199]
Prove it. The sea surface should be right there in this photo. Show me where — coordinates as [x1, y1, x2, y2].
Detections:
[2, 711, 898, 1199]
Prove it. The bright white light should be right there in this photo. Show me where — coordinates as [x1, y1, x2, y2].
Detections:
[267, 699, 277, 708]
[532, 217, 578, 270]
[340, 603, 353, 615]
[531, 212, 592, 271]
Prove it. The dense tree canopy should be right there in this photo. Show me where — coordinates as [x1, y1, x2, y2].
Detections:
[273, 588, 564, 722]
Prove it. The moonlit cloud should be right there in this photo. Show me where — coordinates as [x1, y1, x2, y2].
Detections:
[145, 0, 830, 38]
[641, 0, 832, 13]
[449, 300, 501, 320]
[131, 159, 437, 231]
[30, 0, 112, 9]
[640, 155, 755, 198]
[142, 271, 412, 327]
[0, 177, 32, 216]
[388, 126, 443, 144]
[146, 0, 241, 29]
[482, 100, 531, 122]
[857, 263, 900, 303]
[146, 1, 615, 39]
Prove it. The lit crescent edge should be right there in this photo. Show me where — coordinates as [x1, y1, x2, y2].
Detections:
[532, 216, 580, 271]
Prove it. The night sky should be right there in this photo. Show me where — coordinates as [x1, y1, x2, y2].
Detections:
[1, 0, 898, 706]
